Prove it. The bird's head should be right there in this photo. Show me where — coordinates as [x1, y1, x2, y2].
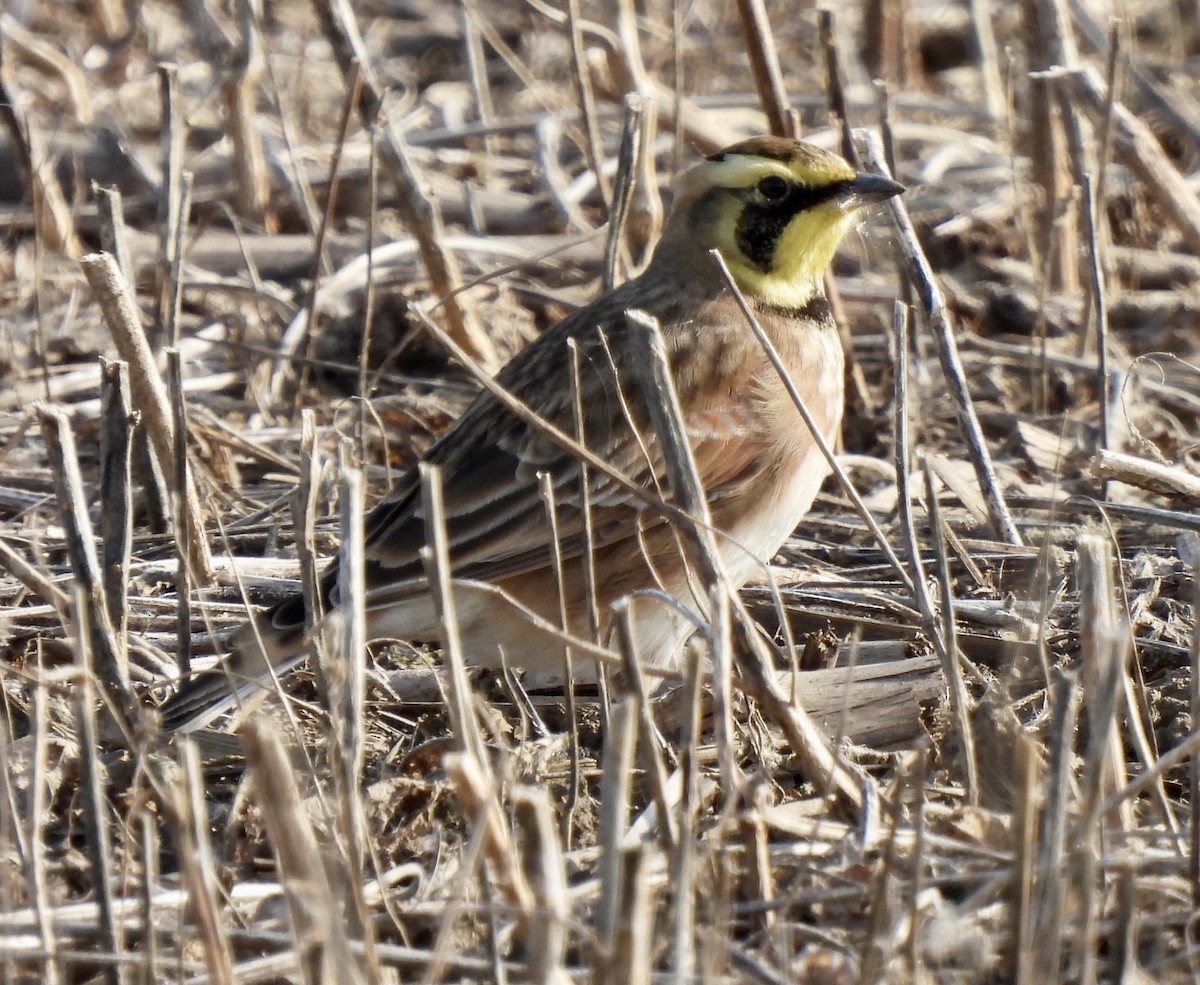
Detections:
[664, 136, 904, 310]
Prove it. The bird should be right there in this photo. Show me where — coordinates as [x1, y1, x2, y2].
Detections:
[161, 135, 903, 733]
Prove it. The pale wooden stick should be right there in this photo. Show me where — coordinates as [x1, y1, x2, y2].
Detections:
[860, 129, 1023, 546]
[165, 349, 192, 677]
[736, 0, 792, 137]
[1075, 534, 1132, 984]
[156, 65, 185, 337]
[419, 463, 487, 765]
[514, 789, 569, 985]
[70, 623, 119, 985]
[37, 405, 130, 705]
[1090, 449, 1200, 501]
[240, 721, 366, 985]
[602, 95, 644, 292]
[594, 696, 638, 968]
[167, 739, 235, 985]
[79, 251, 214, 582]
[444, 753, 537, 937]
[99, 358, 133, 659]
[223, 0, 274, 231]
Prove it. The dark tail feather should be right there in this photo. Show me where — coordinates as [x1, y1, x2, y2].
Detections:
[159, 596, 311, 733]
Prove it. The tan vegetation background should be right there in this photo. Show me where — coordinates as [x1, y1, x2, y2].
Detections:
[1, 0, 1200, 982]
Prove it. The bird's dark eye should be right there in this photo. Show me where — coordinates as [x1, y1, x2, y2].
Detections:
[756, 175, 790, 201]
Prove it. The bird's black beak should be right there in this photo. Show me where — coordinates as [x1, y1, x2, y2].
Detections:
[838, 172, 906, 208]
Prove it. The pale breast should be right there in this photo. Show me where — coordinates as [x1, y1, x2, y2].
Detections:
[718, 319, 845, 586]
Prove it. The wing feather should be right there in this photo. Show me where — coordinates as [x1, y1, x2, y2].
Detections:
[339, 285, 775, 607]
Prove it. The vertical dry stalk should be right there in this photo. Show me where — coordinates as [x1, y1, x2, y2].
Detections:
[314, 0, 494, 371]
[138, 810, 159, 983]
[1075, 534, 1132, 984]
[594, 696, 638, 979]
[166, 349, 192, 676]
[630, 99, 663, 268]
[564, 0, 609, 207]
[419, 463, 487, 766]
[609, 845, 654, 985]
[567, 340, 603, 671]
[1080, 173, 1112, 455]
[740, 782, 775, 932]
[860, 771, 904, 983]
[819, 11, 857, 165]
[444, 752, 537, 938]
[359, 124, 381, 420]
[612, 603, 679, 850]
[1188, 534, 1200, 905]
[99, 357, 134, 660]
[94, 184, 133, 282]
[1012, 731, 1042, 985]
[1023, 62, 1078, 292]
[860, 131, 1023, 547]
[26, 127, 83, 259]
[923, 457, 979, 804]
[28, 679, 62, 985]
[70, 608, 120, 985]
[863, 0, 917, 93]
[224, 0, 274, 231]
[295, 411, 323, 632]
[670, 643, 703, 984]
[514, 789, 569, 985]
[538, 472, 582, 839]
[317, 456, 382, 980]
[156, 64, 185, 338]
[1027, 0, 1083, 291]
[891, 310, 943, 633]
[1110, 862, 1138, 982]
[37, 405, 131, 705]
[240, 720, 367, 985]
[0, 714, 15, 982]
[133, 429, 171, 537]
[736, 0, 792, 138]
[79, 251, 214, 582]
[332, 453, 367, 782]
[614, 0, 649, 106]
[163, 171, 193, 349]
[626, 310, 738, 789]
[602, 95, 645, 292]
[1029, 672, 1080, 983]
[1077, 535, 1131, 809]
[968, 0, 1006, 126]
[166, 739, 234, 985]
[459, 0, 497, 167]
[902, 745, 930, 975]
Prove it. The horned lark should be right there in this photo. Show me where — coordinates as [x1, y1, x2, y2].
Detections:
[162, 135, 903, 732]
